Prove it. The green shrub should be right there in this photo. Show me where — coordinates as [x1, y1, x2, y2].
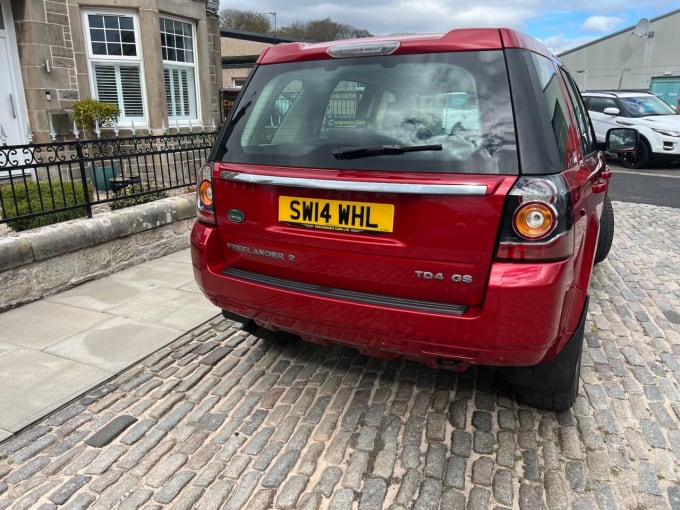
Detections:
[0, 181, 89, 231]
[109, 182, 166, 210]
[73, 98, 120, 131]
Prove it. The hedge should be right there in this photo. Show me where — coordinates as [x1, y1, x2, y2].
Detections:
[0, 181, 89, 231]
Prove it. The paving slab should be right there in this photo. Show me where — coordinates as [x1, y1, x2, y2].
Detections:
[111, 259, 199, 289]
[0, 342, 16, 359]
[0, 349, 110, 432]
[47, 276, 160, 312]
[44, 316, 184, 372]
[0, 300, 112, 351]
[105, 286, 216, 329]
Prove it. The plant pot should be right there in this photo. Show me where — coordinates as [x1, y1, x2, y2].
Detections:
[88, 164, 117, 191]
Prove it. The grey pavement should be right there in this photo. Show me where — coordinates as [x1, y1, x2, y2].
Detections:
[0, 249, 220, 441]
[0, 201, 679, 509]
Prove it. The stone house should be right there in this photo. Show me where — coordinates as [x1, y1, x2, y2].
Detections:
[0, 0, 222, 148]
[221, 29, 275, 89]
[220, 28, 300, 89]
[219, 29, 301, 120]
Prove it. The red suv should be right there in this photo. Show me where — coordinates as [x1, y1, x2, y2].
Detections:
[191, 28, 635, 411]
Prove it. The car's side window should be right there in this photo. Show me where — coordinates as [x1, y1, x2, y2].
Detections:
[529, 53, 571, 166]
[585, 97, 617, 114]
[561, 69, 597, 156]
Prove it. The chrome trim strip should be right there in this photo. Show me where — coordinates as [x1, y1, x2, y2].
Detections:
[223, 267, 467, 316]
[220, 171, 487, 195]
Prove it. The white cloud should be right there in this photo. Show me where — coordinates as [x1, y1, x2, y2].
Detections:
[543, 34, 598, 55]
[581, 15, 625, 33]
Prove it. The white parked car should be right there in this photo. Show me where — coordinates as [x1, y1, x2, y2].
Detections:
[582, 91, 680, 169]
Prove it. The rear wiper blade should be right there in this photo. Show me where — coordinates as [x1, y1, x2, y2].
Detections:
[228, 99, 252, 128]
[333, 144, 442, 160]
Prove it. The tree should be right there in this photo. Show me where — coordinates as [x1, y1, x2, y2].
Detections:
[220, 9, 372, 42]
[304, 18, 371, 41]
[220, 8, 271, 33]
[278, 21, 306, 40]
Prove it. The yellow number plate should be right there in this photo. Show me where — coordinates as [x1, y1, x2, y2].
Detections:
[278, 196, 394, 232]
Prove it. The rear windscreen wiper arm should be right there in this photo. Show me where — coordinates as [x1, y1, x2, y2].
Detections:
[333, 144, 443, 160]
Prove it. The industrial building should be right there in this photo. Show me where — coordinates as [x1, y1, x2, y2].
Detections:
[559, 9, 680, 108]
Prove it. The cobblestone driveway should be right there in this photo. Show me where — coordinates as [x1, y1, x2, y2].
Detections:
[1, 202, 679, 510]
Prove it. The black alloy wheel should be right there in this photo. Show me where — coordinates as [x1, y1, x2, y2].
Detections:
[621, 137, 651, 169]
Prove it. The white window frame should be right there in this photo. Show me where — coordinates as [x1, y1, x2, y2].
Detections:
[82, 9, 148, 127]
[160, 15, 200, 125]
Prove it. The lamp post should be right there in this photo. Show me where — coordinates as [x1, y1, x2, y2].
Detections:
[269, 11, 277, 42]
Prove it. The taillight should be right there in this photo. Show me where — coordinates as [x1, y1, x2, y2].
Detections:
[196, 162, 216, 225]
[513, 202, 557, 240]
[495, 175, 573, 261]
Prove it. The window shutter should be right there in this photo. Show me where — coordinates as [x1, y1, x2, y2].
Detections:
[164, 68, 173, 116]
[181, 69, 190, 115]
[92, 63, 144, 120]
[164, 66, 196, 119]
[93, 64, 119, 105]
[119, 65, 144, 117]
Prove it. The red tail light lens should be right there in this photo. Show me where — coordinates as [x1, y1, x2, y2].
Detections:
[495, 176, 573, 261]
[196, 162, 216, 225]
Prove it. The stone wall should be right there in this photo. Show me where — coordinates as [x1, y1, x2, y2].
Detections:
[0, 194, 197, 312]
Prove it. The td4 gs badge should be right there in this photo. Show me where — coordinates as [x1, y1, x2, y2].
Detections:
[414, 271, 473, 283]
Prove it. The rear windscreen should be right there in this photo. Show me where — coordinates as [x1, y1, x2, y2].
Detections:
[218, 51, 518, 174]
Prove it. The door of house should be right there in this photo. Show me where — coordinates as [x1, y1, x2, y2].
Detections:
[0, 2, 24, 144]
[0, 0, 30, 178]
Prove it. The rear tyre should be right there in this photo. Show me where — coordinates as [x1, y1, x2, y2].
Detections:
[502, 298, 588, 412]
[621, 137, 650, 169]
[594, 196, 614, 264]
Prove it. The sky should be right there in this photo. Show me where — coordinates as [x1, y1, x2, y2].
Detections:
[218, 1, 680, 54]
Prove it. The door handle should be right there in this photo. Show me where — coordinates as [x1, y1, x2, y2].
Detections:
[9, 93, 16, 119]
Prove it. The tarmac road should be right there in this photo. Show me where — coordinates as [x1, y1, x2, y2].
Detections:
[607, 159, 680, 208]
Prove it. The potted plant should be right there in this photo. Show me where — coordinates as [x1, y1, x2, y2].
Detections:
[73, 98, 121, 191]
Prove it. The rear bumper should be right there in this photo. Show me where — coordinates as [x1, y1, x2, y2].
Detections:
[191, 222, 585, 368]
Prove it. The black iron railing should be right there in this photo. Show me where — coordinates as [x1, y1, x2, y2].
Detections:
[0, 130, 216, 229]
